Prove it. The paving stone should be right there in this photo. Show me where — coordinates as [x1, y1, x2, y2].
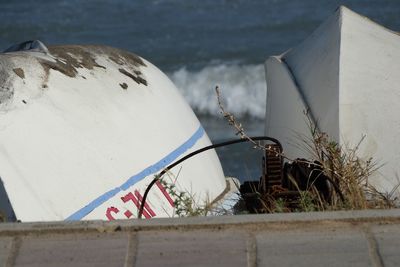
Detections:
[0, 237, 13, 266]
[256, 229, 372, 267]
[371, 224, 400, 267]
[0, 210, 398, 266]
[14, 233, 128, 267]
[135, 230, 248, 267]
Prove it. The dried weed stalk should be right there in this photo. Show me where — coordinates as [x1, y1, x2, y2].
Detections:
[215, 86, 281, 157]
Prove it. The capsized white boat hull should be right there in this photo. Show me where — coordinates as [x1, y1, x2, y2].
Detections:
[265, 6, 400, 193]
[0, 43, 227, 222]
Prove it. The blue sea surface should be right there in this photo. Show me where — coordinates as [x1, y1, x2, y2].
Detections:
[1, 0, 399, 182]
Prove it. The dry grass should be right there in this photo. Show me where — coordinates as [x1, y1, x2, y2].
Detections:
[159, 178, 214, 217]
[295, 111, 397, 210]
[217, 87, 398, 213]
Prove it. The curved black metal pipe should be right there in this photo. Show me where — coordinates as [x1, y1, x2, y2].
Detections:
[138, 136, 281, 219]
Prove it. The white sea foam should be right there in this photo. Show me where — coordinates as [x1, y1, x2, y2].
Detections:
[168, 63, 266, 119]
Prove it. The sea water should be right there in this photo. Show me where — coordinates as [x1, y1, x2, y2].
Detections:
[1, 0, 399, 182]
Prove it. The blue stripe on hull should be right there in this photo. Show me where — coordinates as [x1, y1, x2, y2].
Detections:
[66, 125, 205, 221]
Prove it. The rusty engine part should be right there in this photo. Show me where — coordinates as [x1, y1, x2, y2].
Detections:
[240, 141, 335, 213]
[240, 141, 286, 213]
[284, 159, 333, 202]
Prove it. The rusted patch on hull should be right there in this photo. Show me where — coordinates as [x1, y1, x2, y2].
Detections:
[12, 68, 25, 79]
[0, 44, 148, 106]
[105, 46, 146, 68]
[119, 82, 128, 89]
[119, 68, 147, 86]
[0, 59, 14, 105]
[41, 46, 106, 78]
[39, 45, 147, 86]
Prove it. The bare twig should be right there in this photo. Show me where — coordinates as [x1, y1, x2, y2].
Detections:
[215, 86, 282, 157]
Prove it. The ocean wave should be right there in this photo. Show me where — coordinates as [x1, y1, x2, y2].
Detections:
[168, 63, 266, 119]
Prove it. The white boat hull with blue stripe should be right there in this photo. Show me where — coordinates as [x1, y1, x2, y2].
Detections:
[0, 44, 227, 222]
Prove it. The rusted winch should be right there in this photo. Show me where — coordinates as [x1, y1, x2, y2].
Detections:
[239, 140, 332, 213]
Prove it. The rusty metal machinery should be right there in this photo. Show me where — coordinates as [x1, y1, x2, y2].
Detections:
[239, 141, 334, 213]
[260, 143, 284, 193]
